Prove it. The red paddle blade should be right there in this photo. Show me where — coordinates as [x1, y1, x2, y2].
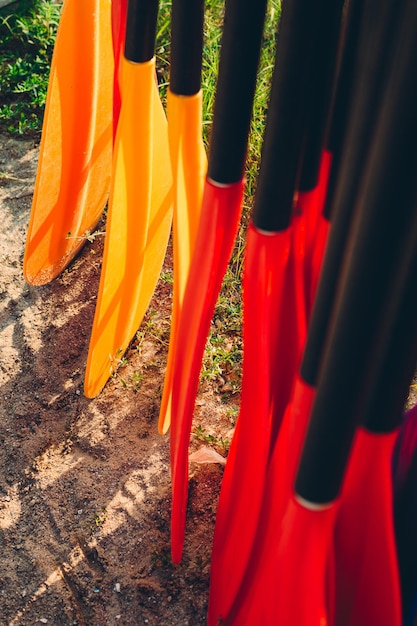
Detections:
[234, 496, 338, 626]
[170, 178, 244, 564]
[268, 207, 308, 449]
[334, 427, 402, 626]
[208, 223, 291, 624]
[299, 149, 332, 313]
[210, 209, 311, 623]
[226, 377, 316, 624]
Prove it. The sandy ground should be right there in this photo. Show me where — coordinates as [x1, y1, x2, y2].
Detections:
[0, 133, 238, 625]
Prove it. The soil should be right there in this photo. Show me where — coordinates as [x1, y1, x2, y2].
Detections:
[0, 133, 239, 625]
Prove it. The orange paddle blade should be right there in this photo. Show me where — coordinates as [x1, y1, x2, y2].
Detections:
[84, 57, 173, 398]
[24, 0, 113, 285]
[158, 90, 207, 435]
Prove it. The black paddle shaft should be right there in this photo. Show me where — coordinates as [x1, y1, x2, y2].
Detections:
[207, 0, 267, 185]
[170, 0, 204, 96]
[297, 0, 345, 193]
[300, 0, 402, 386]
[251, 0, 323, 232]
[124, 0, 159, 63]
[323, 0, 402, 221]
[360, 232, 417, 435]
[295, 0, 417, 505]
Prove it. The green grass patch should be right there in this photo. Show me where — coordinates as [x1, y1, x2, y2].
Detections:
[0, 0, 62, 136]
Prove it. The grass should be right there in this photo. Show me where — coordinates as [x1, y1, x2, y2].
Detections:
[0, 0, 62, 136]
[0, 0, 280, 403]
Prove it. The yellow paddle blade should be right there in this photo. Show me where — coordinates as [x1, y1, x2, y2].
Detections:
[84, 57, 173, 399]
[24, 0, 113, 285]
[158, 90, 207, 434]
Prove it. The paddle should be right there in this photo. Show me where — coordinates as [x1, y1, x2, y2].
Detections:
[24, 0, 113, 285]
[331, 7, 417, 622]
[208, 0, 344, 620]
[254, 117, 417, 626]
[169, 0, 268, 564]
[226, 0, 417, 619]
[84, 0, 173, 398]
[305, 0, 394, 310]
[277, 6, 417, 618]
[157, 0, 207, 435]
[301, 0, 400, 387]
[296, 0, 345, 311]
[332, 246, 417, 626]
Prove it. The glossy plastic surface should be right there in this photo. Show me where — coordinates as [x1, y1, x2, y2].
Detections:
[235, 495, 338, 625]
[208, 224, 291, 624]
[225, 376, 316, 624]
[24, 0, 113, 285]
[84, 57, 173, 398]
[170, 178, 244, 563]
[334, 427, 402, 626]
[158, 90, 207, 434]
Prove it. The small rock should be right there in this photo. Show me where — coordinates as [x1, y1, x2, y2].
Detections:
[114, 583, 121, 593]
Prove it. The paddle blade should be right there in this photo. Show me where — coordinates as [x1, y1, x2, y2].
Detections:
[170, 178, 244, 564]
[225, 377, 316, 623]
[300, 149, 332, 313]
[232, 496, 337, 626]
[24, 0, 113, 285]
[158, 90, 207, 435]
[208, 224, 291, 624]
[334, 427, 402, 626]
[84, 58, 173, 398]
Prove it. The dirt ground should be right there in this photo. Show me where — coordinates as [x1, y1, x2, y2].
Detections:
[0, 133, 239, 625]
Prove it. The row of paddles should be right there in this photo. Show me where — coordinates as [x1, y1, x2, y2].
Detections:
[23, 0, 417, 624]
[207, 0, 417, 625]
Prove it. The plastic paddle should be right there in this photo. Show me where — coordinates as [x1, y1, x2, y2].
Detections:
[169, 0, 268, 564]
[301, 0, 400, 386]
[24, 0, 113, 285]
[332, 266, 417, 626]
[274, 10, 417, 618]
[332, 5, 417, 622]
[207, 0, 340, 619]
[267, 0, 345, 449]
[304, 0, 394, 312]
[84, 0, 173, 398]
[296, 0, 345, 310]
[157, 0, 207, 435]
[226, 1, 417, 618]
[245, 108, 417, 626]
